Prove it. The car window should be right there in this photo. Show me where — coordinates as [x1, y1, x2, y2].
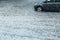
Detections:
[55, 0, 60, 2]
[44, 0, 60, 2]
[43, 0, 60, 3]
[49, 0, 60, 2]
[44, 0, 54, 3]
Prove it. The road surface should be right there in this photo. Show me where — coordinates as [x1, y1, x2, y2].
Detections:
[0, 1, 60, 40]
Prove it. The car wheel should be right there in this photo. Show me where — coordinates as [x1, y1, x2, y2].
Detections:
[37, 7, 43, 12]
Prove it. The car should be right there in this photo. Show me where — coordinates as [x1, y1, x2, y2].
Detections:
[34, 0, 60, 12]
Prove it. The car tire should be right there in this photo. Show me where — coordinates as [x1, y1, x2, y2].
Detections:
[37, 7, 43, 12]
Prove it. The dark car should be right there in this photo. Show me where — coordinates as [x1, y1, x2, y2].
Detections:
[34, 0, 60, 11]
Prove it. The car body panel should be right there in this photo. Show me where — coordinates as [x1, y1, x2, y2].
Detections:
[42, 2, 56, 10]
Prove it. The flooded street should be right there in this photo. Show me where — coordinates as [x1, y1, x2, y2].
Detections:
[0, 1, 60, 40]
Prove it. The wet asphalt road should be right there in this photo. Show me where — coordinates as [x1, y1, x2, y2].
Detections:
[0, 1, 60, 40]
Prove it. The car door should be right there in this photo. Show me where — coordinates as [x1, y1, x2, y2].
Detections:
[42, 1, 56, 11]
[55, 2, 60, 11]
